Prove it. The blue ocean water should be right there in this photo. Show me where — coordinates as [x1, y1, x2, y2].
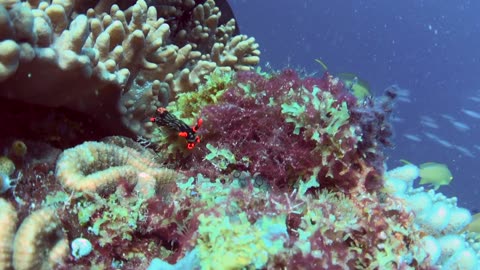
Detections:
[230, 0, 480, 210]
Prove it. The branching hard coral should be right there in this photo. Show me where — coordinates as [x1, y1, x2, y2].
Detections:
[55, 140, 178, 196]
[0, 0, 259, 138]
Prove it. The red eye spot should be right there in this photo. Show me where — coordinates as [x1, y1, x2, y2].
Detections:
[179, 132, 188, 138]
[187, 143, 195, 150]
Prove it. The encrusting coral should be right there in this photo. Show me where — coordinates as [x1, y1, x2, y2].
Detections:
[0, 0, 259, 138]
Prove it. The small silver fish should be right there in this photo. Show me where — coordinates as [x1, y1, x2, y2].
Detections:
[403, 133, 422, 142]
[441, 114, 455, 121]
[462, 109, 480, 119]
[451, 120, 470, 132]
[454, 145, 475, 158]
[423, 132, 454, 148]
[468, 96, 480, 102]
[420, 116, 439, 129]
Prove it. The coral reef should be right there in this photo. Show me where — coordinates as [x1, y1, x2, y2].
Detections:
[0, 67, 479, 269]
[0, 1, 478, 269]
[0, 0, 260, 138]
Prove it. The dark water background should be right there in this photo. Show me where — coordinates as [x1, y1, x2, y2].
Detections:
[230, 0, 480, 210]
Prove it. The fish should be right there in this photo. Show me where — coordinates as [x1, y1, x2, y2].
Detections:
[314, 59, 371, 100]
[403, 133, 422, 142]
[441, 114, 455, 121]
[387, 84, 411, 102]
[420, 115, 435, 122]
[468, 96, 480, 102]
[434, 138, 455, 149]
[454, 145, 475, 158]
[337, 73, 371, 100]
[418, 162, 453, 190]
[391, 116, 405, 123]
[462, 109, 480, 119]
[314, 59, 329, 71]
[423, 132, 439, 140]
[397, 96, 412, 103]
[450, 120, 470, 132]
[420, 120, 439, 129]
[420, 116, 439, 129]
[423, 132, 454, 149]
[464, 213, 480, 235]
[314, 59, 372, 101]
